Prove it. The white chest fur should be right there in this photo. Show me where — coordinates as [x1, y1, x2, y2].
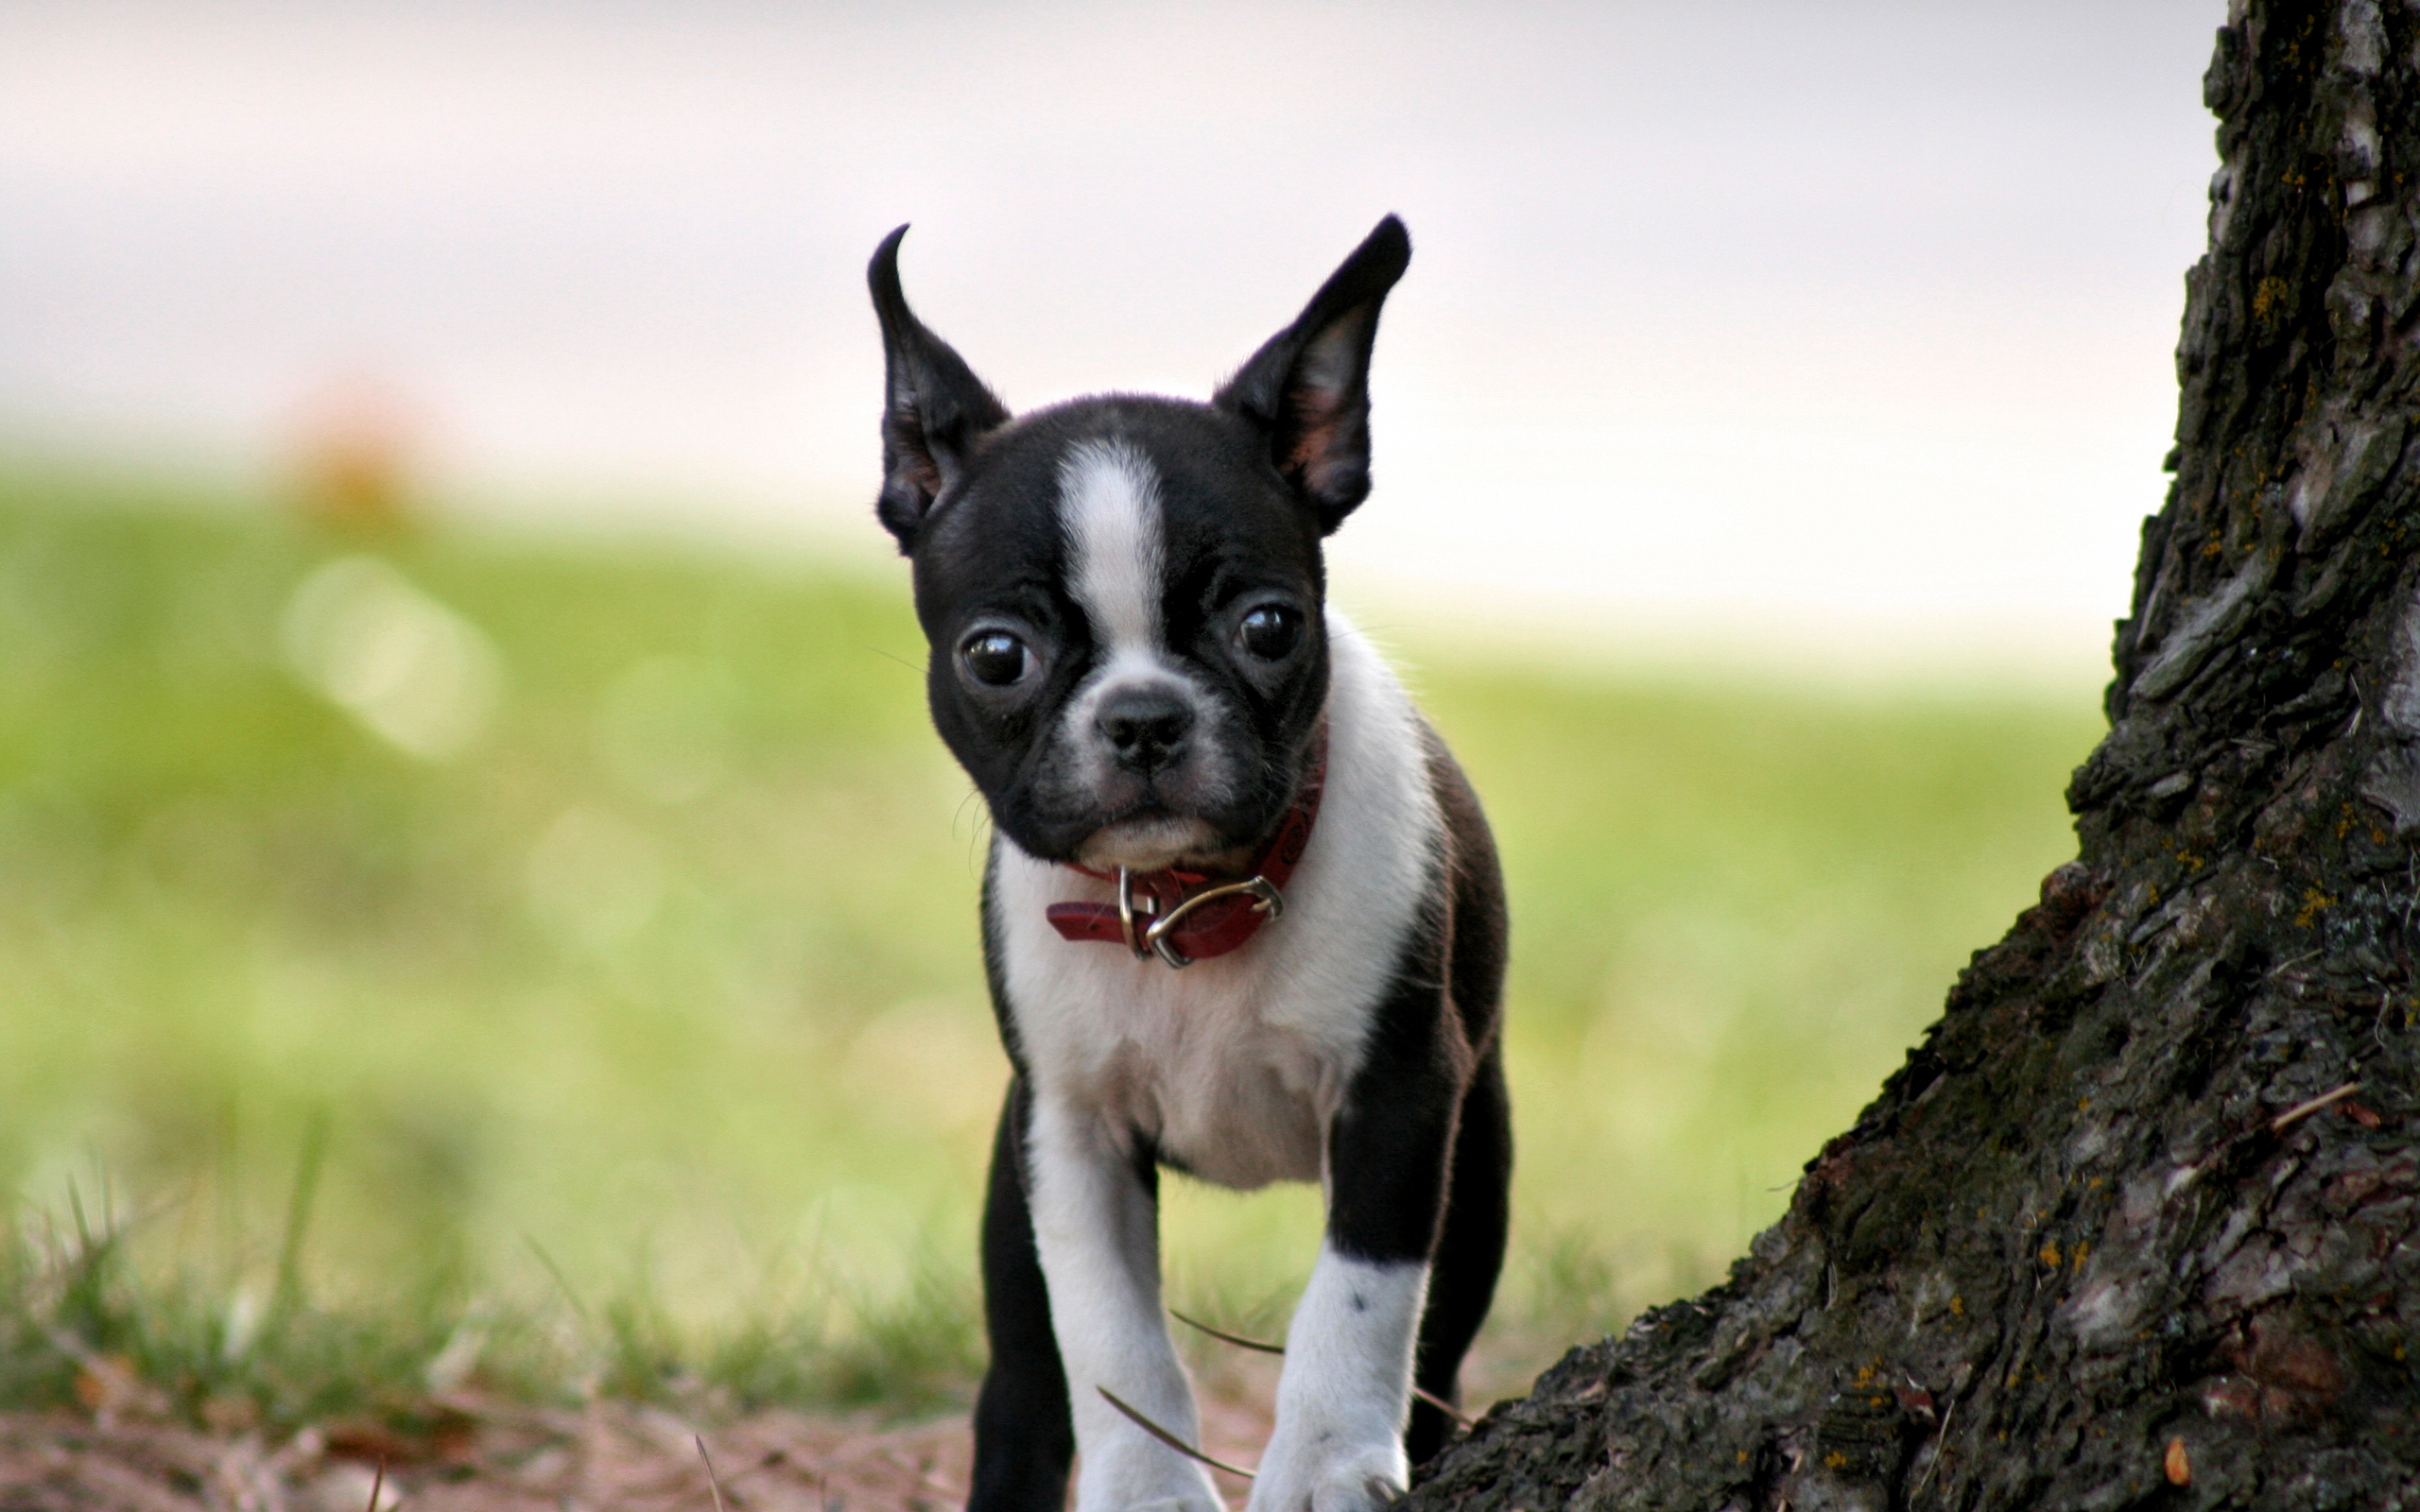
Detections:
[988, 611, 1443, 1190]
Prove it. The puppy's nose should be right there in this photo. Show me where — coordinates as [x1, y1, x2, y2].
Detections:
[1097, 688, 1194, 774]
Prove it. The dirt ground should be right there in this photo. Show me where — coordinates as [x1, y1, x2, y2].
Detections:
[0, 1364, 1287, 1512]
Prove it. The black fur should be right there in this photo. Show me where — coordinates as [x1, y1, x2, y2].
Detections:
[1213, 215, 1411, 533]
[870, 225, 1012, 553]
[970, 1078, 1073, 1511]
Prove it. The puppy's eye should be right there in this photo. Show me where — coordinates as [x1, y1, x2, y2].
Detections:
[1237, 605, 1303, 662]
[960, 630, 1031, 688]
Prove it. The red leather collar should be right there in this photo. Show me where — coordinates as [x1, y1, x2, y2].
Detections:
[1046, 725, 1327, 968]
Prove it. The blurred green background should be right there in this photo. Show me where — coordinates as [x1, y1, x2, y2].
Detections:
[0, 465, 2103, 1421]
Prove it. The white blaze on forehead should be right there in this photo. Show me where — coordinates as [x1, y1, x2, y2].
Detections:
[1059, 438, 1167, 654]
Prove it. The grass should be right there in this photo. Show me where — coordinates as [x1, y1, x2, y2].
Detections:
[0, 463, 2108, 1428]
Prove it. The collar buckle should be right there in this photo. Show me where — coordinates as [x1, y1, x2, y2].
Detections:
[1116, 867, 1285, 969]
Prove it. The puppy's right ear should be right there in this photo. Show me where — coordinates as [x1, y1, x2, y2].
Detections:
[869, 226, 1011, 553]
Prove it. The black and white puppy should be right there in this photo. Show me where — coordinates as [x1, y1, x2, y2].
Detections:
[867, 215, 1509, 1512]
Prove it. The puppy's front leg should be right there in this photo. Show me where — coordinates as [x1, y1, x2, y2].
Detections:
[1025, 1095, 1224, 1512]
[1249, 1243, 1429, 1512]
[1249, 1035, 1459, 1512]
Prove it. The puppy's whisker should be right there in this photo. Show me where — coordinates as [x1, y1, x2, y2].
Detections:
[955, 784, 993, 874]
[1097, 1386, 1256, 1480]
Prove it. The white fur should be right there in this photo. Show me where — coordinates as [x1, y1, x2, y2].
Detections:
[1026, 1097, 1225, 1512]
[1062, 438, 1167, 659]
[993, 610, 1443, 1510]
[1248, 1247, 1429, 1512]
[1053, 438, 1236, 870]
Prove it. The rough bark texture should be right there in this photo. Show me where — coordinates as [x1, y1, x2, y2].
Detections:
[1404, 5, 2420, 1509]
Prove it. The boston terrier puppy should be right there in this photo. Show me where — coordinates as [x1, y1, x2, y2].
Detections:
[867, 215, 1509, 1512]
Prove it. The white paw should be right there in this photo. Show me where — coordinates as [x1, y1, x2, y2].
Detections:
[1076, 1434, 1226, 1512]
[1115, 1496, 1228, 1512]
[1245, 1435, 1407, 1512]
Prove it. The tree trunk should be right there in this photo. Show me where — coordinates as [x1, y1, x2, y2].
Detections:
[1406, 5, 2420, 1508]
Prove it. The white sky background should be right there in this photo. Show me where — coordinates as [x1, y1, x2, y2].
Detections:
[1, 0, 2227, 678]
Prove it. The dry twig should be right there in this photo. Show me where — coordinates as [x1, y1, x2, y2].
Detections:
[2271, 1081, 2361, 1134]
[696, 1436, 730, 1512]
[1096, 1388, 1257, 1480]
[1167, 1309, 1476, 1429]
[1910, 1399, 1954, 1501]
[1168, 1308, 1283, 1354]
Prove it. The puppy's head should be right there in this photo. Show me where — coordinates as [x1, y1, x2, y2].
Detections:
[867, 217, 1409, 871]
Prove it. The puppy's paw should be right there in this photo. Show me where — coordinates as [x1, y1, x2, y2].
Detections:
[1075, 1437, 1225, 1512]
[1116, 1495, 1227, 1512]
[1309, 1455, 1406, 1512]
[1244, 1436, 1407, 1512]
[1080, 1471, 1226, 1512]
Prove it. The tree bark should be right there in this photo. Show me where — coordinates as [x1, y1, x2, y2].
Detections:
[1405, 5, 2420, 1508]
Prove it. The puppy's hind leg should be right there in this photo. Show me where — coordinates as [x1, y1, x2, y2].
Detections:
[1407, 1045, 1511, 1466]
[970, 1079, 1074, 1512]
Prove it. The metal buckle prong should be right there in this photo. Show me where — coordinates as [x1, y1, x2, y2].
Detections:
[1141, 875, 1282, 969]
[1115, 867, 1155, 960]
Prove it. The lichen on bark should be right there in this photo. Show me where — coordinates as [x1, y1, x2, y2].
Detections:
[1405, 4, 2420, 1508]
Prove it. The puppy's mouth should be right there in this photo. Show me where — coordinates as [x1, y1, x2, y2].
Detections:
[1073, 813, 1236, 874]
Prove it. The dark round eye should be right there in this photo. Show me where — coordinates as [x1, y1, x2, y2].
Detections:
[1237, 604, 1303, 662]
[960, 630, 1031, 688]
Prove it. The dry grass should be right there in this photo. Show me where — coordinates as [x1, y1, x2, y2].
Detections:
[0, 1383, 1287, 1512]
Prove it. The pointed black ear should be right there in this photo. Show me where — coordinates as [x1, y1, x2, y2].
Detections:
[869, 225, 1011, 553]
[1213, 215, 1410, 534]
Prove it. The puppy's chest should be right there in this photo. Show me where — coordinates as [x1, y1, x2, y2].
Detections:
[985, 611, 1446, 1190]
[1007, 952, 1357, 1190]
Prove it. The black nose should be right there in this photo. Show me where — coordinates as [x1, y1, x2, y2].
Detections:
[1097, 688, 1194, 774]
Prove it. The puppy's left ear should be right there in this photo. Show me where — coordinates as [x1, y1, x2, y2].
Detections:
[1213, 215, 1410, 534]
[869, 225, 1011, 553]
